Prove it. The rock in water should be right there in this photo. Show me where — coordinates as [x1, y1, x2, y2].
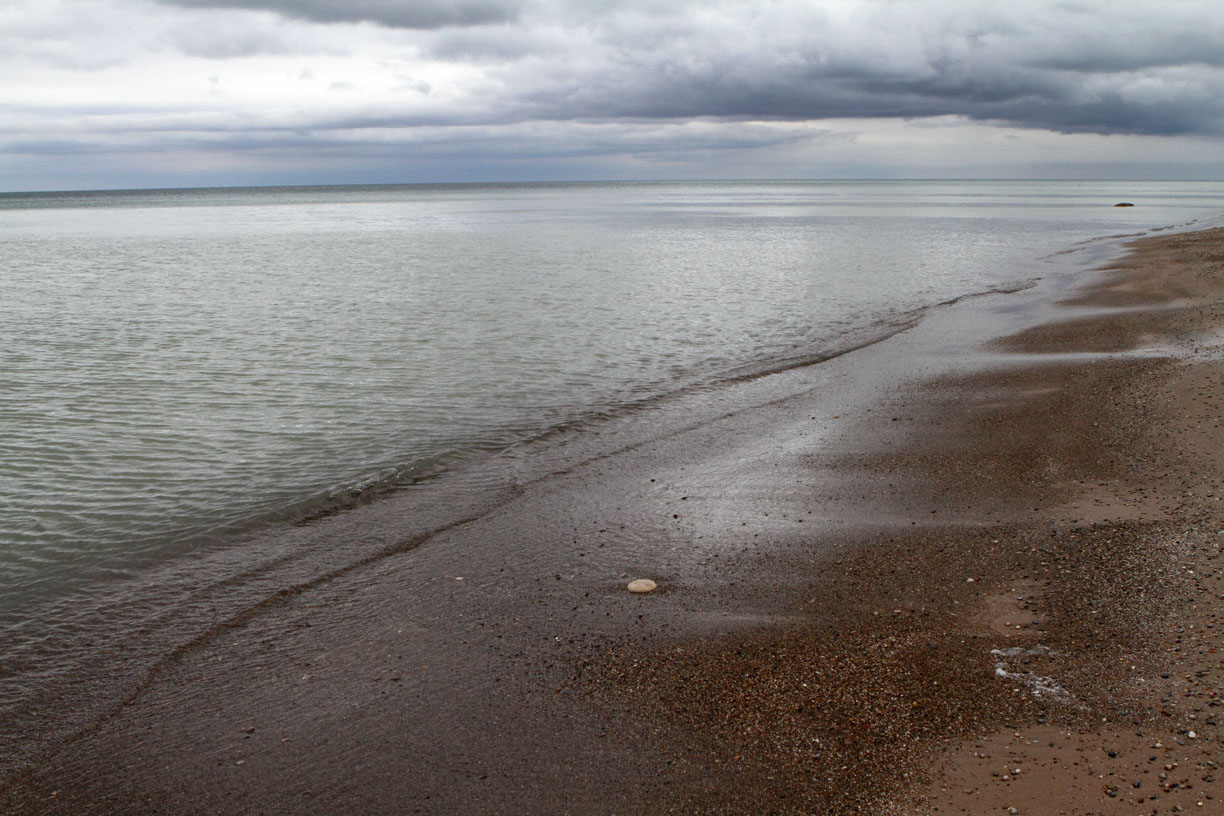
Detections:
[1114, 202, 1135, 207]
[626, 578, 657, 594]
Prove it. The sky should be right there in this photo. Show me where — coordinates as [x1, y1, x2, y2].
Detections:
[4, 0, 1224, 191]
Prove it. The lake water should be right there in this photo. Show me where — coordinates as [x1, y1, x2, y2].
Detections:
[3, 180, 1224, 621]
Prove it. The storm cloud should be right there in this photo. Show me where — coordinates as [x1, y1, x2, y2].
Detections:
[4, 0, 1224, 189]
[463, 0, 1224, 137]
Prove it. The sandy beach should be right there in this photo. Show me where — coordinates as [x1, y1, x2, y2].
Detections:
[4, 226, 1223, 815]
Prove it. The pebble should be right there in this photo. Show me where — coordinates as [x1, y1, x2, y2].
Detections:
[627, 579, 657, 594]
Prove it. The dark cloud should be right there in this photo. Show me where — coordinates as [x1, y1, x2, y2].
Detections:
[154, 0, 519, 29]
[453, 2, 1224, 140]
[486, 60, 1221, 139]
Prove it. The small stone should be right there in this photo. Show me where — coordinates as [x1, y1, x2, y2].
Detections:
[627, 579, 657, 594]
[1188, 730, 1197, 739]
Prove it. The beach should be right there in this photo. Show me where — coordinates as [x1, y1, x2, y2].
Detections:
[3, 225, 1224, 814]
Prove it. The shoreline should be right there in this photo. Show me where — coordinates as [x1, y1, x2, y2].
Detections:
[4, 225, 1224, 813]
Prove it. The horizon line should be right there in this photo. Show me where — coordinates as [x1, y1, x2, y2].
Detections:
[5, 177, 1223, 197]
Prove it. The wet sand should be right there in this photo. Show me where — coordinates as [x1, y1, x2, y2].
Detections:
[908, 228, 1224, 815]
[3, 227, 1224, 814]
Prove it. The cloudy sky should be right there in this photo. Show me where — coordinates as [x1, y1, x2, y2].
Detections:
[4, 0, 1224, 191]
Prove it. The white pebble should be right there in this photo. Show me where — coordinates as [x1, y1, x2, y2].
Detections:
[627, 578, 657, 594]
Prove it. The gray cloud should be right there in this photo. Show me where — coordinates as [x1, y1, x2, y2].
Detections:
[451, 1, 1224, 138]
[131, 1, 1224, 138]
[153, 0, 519, 28]
[7, 0, 1224, 190]
[165, 15, 340, 58]
[481, 60, 1224, 140]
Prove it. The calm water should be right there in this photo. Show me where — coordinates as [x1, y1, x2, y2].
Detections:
[2, 180, 1223, 620]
